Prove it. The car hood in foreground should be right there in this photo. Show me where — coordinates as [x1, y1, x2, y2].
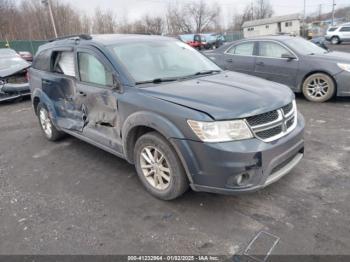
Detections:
[142, 71, 294, 120]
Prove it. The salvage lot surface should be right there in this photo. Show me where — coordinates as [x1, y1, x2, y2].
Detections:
[0, 43, 350, 256]
[1, 97, 350, 255]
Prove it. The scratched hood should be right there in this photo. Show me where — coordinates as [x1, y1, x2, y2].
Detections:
[143, 71, 294, 120]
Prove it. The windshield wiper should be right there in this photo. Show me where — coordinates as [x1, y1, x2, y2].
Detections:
[194, 70, 222, 76]
[135, 70, 222, 85]
[135, 77, 179, 85]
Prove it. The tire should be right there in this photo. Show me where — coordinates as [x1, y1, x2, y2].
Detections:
[37, 103, 65, 141]
[331, 36, 340, 45]
[302, 73, 335, 103]
[134, 132, 189, 200]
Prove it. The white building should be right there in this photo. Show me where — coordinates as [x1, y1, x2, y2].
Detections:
[242, 14, 302, 38]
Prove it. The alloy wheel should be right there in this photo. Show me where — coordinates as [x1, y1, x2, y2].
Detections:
[305, 76, 330, 99]
[139, 146, 171, 191]
[39, 108, 52, 138]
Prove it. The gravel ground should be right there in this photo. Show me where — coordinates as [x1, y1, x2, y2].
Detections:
[0, 44, 349, 256]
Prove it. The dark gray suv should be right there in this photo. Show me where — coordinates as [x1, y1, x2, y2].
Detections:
[29, 34, 305, 200]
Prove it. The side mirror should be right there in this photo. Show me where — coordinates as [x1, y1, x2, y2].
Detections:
[281, 53, 296, 60]
[112, 73, 122, 92]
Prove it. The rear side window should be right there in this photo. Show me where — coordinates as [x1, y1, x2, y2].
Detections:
[52, 51, 75, 77]
[340, 27, 350, 32]
[227, 42, 254, 56]
[33, 50, 51, 71]
[78, 52, 113, 86]
[328, 27, 338, 32]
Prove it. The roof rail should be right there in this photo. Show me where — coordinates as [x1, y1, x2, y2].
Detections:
[49, 34, 92, 42]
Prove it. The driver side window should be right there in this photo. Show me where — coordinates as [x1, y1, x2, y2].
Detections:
[259, 42, 292, 58]
[78, 52, 113, 86]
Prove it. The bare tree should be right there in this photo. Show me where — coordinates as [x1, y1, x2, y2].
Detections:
[92, 8, 117, 34]
[143, 15, 163, 34]
[166, 3, 193, 34]
[254, 0, 274, 20]
[186, 0, 221, 33]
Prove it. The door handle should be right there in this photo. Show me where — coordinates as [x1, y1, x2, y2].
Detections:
[226, 58, 233, 63]
[256, 62, 265, 66]
[78, 91, 86, 97]
[42, 79, 51, 85]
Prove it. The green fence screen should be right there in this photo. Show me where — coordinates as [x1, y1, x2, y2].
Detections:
[0, 40, 48, 54]
[224, 32, 244, 42]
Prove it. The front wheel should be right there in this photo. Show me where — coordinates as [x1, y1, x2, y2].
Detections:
[331, 36, 340, 45]
[302, 73, 335, 102]
[134, 132, 189, 200]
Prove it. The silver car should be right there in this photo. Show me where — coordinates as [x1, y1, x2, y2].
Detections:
[206, 36, 350, 102]
[325, 23, 350, 45]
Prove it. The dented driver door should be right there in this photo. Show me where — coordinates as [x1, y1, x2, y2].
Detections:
[74, 47, 122, 153]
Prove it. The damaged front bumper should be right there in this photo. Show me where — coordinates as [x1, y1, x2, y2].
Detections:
[0, 83, 31, 102]
[170, 114, 305, 195]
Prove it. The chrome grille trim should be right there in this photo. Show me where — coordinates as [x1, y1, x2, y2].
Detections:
[246, 100, 298, 143]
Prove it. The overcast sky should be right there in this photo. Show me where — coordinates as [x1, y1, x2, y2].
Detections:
[61, 0, 349, 26]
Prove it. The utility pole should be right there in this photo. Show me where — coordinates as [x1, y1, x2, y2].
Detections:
[332, 0, 336, 26]
[303, 0, 306, 37]
[318, 4, 322, 21]
[251, 0, 254, 20]
[42, 0, 58, 38]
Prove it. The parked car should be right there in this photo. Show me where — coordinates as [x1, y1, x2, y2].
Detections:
[325, 23, 350, 45]
[206, 35, 350, 102]
[310, 36, 328, 50]
[30, 34, 304, 200]
[202, 33, 225, 49]
[0, 48, 31, 102]
[18, 51, 33, 62]
[179, 34, 205, 49]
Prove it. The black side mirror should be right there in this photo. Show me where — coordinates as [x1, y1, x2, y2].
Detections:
[112, 73, 122, 92]
[281, 53, 296, 60]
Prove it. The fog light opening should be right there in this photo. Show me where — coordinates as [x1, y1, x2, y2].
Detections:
[236, 173, 251, 187]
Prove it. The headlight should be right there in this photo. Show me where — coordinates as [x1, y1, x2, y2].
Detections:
[187, 120, 253, 142]
[337, 63, 350, 72]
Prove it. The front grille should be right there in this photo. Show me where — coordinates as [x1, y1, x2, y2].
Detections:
[286, 117, 295, 129]
[246, 101, 297, 142]
[282, 102, 293, 116]
[270, 153, 299, 176]
[256, 126, 282, 139]
[246, 110, 279, 126]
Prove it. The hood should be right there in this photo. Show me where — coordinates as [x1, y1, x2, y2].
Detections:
[309, 51, 350, 63]
[0, 64, 30, 78]
[142, 71, 294, 120]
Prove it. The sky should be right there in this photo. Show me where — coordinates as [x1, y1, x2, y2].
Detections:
[61, 0, 350, 26]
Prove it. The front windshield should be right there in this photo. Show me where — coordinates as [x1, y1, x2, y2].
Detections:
[285, 38, 327, 55]
[0, 55, 29, 70]
[110, 40, 221, 83]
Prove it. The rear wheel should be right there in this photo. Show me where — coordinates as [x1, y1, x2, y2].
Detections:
[37, 103, 65, 141]
[134, 132, 188, 200]
[331, 36, 340, 45]
[302, 73, 335, 103]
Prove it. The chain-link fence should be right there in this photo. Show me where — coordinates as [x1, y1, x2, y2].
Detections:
[0, 40, 47, 54]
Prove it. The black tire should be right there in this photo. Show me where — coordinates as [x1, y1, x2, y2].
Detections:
[302, 73, 335, 103]
[37, 103, 65, 141]
[331, 36, 340, 45]
[134, 132, 189, 200]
